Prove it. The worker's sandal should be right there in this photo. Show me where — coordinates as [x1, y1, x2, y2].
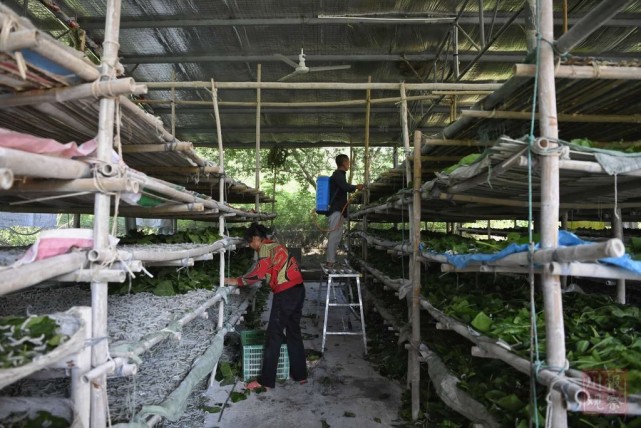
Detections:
[246, 380, 268, 391]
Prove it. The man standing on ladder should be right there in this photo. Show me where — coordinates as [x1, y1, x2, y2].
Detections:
[325, 154, 363, 268]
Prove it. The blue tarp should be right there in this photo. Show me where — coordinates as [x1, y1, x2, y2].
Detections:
[442, 230, 641, 274]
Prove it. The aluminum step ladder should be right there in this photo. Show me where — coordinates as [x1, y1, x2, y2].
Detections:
[318, 263, 367, 354]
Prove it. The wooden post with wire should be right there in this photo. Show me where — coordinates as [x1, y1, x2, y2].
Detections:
[538, 0, 567, 425]
[90, 0, 121, 425]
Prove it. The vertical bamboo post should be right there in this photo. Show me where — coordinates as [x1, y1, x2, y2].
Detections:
[525, 0, 537, 53]
[393, 146, 398, 168]
[73, 214, 81, 228]
[562, 0, 569, 34]
[171, 70, 176, 137]
[362, 76, 372, 262]
[91, 0, 121, 426]
[211, 78, 226, 332]
[453, 25, 460, 79]
[538, 0, 567, 425]
[255, 64, 261, 212]
[478, 0, 486, 48]
[71, 307, 92, 428]
[561, 212, 569, 290]
[400, 82, 411, 186]
[613, 208, 626, 303]
[410, 130, 422, 420]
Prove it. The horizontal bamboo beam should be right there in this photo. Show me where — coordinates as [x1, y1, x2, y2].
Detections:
[0, 251, 88, 296]
[517, 156, 641, 176]
[0, 29, 39, 51]
[142, 81, 503, 91]
[514, 64, 641, 80]
[0, 78, 147, 108]
[133, 94, 441, 108]
[431, 192, 641, 209]
[136, 166, 221, 174]
[121, 203, 205, 215]
[8, 177, 139, 194]
[121, 142, 193, 153]
[119, 240, 232, 263]
[431, 90, 494, 95]
[0, 147, 92, 179]
[54, 269, 126, 283]
[421, 138, 495, 150]
[461, 109, 641, 123]
[547, 262, 641, 280]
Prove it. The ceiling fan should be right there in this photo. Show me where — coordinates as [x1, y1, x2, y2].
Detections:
[274, 48, 351, 81]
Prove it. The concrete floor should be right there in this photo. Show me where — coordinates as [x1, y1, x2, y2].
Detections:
[203, 279, 404, 428]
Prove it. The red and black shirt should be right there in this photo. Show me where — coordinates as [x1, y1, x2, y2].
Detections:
[233, 240, 303, 293]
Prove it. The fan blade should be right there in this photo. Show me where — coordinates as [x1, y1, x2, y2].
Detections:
[274, 53, 299, 69]
[308, 65, 351, 72]
[278, 70, 302, 82]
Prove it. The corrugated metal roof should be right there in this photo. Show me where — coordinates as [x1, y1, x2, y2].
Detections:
[4, 0, 640, 149]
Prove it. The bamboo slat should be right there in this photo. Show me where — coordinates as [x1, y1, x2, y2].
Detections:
[0, 251, 88, 296]
[514, 64, 641, 81]
[0, 147, 92, 179]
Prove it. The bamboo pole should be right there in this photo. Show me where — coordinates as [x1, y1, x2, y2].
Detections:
[210, 76, 227, 333]
[518, 156, 641, 177]
[0, 28, 39, 51]
[0, 78, 146, 108]
[362, 76, 372, 262]
[118, 240, 233, 263]
[0, 251, 88, 296]
[421, 138, 494, 149]
[142, 81, 503, 91]
[136, 165, 221, 174]
[547, 261, 641, 281]
[612, 208, 626, 303]
[514, 64, 641, 80]
[71, 307, 91, 428]
[131, 94, 442, 108]
[555, 0, 632, 55]
[91, 0, 121, 425]
[171, 71, 176, 137]
[410, 130, 422, 420]
[121, 142, 194, 153]
[429, 192, 641, 210]
[0, 147, 92, 179]
[400, 82, 411, 186]
[8, 177, 139, 194]
[538, 0, 566, 424]
[54, 269, 126, 283]
[119, 203, 205, 215]
[460, 109, 641, 123]
[478, 0, 486, 47]
[255, 65, 261, 212]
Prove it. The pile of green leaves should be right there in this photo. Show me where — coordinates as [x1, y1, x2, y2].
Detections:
[0, 315, 68, 368]
[362, 246, 641, 426]
[114, 227, 254, 296]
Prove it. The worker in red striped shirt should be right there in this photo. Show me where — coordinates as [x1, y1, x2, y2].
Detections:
[225, 223, 308, 390]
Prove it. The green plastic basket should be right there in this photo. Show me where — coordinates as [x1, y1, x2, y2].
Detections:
[240, 330, 289, 380]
